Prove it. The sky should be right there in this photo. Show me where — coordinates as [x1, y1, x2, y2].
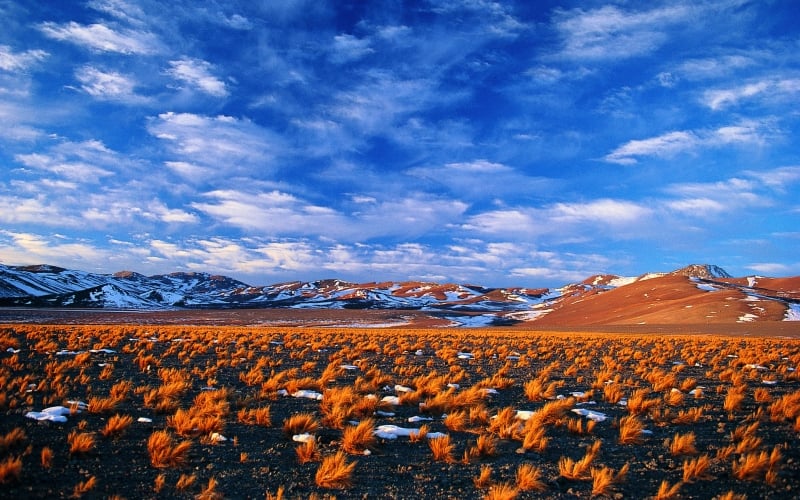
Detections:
[1, 0, 799, 288]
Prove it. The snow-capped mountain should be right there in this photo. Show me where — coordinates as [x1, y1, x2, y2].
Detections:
[0, 263, 797, 325]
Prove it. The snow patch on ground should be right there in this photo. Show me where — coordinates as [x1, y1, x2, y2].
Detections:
[785, 303, 800, 321]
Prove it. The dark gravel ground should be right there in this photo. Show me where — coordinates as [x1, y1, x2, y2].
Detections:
[0, 321, 799, 499]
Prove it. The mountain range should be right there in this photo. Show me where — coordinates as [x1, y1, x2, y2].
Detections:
[0, 263, 798, 327]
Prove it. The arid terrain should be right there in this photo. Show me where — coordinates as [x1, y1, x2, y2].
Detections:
[1, 316, 799, 499]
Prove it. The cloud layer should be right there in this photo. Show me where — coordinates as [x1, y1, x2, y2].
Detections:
[0, 1, 798, 286]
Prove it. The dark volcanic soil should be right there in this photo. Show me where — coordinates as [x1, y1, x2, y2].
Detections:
[0, 318, 799, 499]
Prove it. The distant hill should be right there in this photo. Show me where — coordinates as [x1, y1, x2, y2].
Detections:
[0, 263, 797, 327]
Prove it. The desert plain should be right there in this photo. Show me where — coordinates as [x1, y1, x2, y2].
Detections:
[0, 308, 799, 499]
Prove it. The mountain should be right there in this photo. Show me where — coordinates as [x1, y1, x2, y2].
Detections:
[0, 263, 798, 326]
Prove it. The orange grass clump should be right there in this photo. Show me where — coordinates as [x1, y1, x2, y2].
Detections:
[101, 414, 134, 438]
[296, 439, 320, 464]
[0, 428, 26, 452]
[0, 456, 22, 484]
[342, 419, 376, 455]
[653, 479, 682, 500]
[71, 475, 97, 498]
[315, 451, 356, 489]
[515, 463, 545, 492]
[429, 434, 455, 463]
[473, 464, 493, 489]
[147, 430, 192, 468]
[237, 406, 272, 427]
[40, 446, 54, 469]
[683, 454, 713, 483]
[666, 431, 697, 456]
[283, 412, 320, 436]
[590, 463, 628, 497]
[484, 482, 519, 500]
[558, 440, 600, 480]
[618, 415, 646, 445]
[68, 431, 95, 456]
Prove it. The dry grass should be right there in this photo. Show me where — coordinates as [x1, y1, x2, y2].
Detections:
[342, 419, 376, 455]
[1, 323, 799, 498]
[70, 475, 97, 498]
[429, 434, 455, 463]
[296, 439, 320, 464]
[515, 463, 545, 492]
[147, 430, 191, 468]
[666, 431, 697, 456]
[618, 415, 646, 445]
[282, 412, 320, 436]
[101, 414, 133, 438]
[237, 406, 272, 427]
[484, 482, 519, 500]
[67, 431, 95, 456]
[40, 446, 53, 469]
[315, 451, 356, 489]
[473, 464, 493, 489]
[683, 454, 713, 482]
[654, 479, 682, 500]
[0, 456, 22, 484]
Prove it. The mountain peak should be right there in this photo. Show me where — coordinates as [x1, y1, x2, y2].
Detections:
[671, 264, 732, 279]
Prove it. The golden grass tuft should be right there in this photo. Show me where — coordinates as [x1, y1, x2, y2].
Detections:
[70, 475, 97, 498]
[618, 415, 646, 445]
[590, 464, 628, 497]
[296, 439, 320, 464]
[282, 412, 320, 436]
[0, 428, 26, 453]
[342, 419, 376, 455]
[40, 446, 53, 469]
[101, 414, 134, 438]
[515, 463, 545, 492]
[175, 473, 197, 491]
[147, 430, 191, 468]
[558, 441, 600, 480]
[484, 482, 519, 500]
[0, 456, 22, 484]
[237, 406, 272, 427]
[67, 431, 95, 456]
[666, 431, 697, 456]
[683, 454, 713, 483]
[315, 451, 356, 489]
[196, 476, 223, 500]
[429, 434, 455, 463]
[653, 479, 682, 500]
[471, 433, 498, 458]
[473, 464, 493, 489]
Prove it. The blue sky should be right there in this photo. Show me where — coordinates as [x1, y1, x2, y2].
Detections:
[1, 0, 798, 287]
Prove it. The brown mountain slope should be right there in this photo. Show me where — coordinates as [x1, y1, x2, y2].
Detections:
[528, 274, 791, 326]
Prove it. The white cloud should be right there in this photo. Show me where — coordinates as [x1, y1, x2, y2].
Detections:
[0, 45, 48, 71]
[552, 4, 691, 61]
[193, 189, 468, 241]
[672, 54, 756, 81]
[148, 112, 283, 173]
[605, 121, 775, 164]
[0, 195, 80, 226]
[87, 0, 148, 26]
[549, 199, 652, 225]
[605, 131, 698, 165]
[330, 34, 374, 63]
[746, 262, 792, 275]
[703, 78, 800, 110]
[75, 65, 147, 103]
[463, 209, 537, 235]
[743, 166, 800, 191]
[39, 21, 159, 54]
[0, 230, 110, 264]
[167, 58, 229, 98]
